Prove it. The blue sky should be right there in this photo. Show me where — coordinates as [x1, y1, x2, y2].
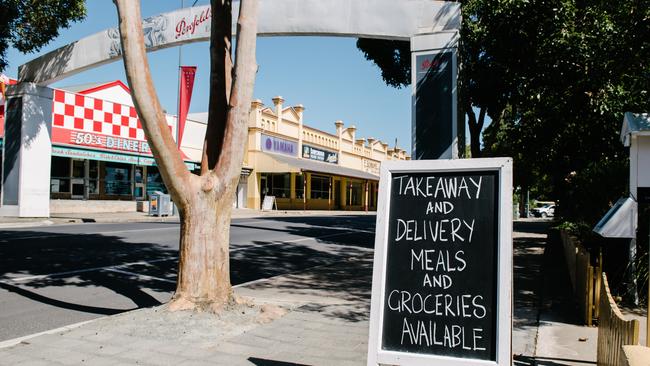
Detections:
[4, 0, 413, 152]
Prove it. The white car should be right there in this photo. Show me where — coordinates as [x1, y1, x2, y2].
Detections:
[532, 204, 555, 218]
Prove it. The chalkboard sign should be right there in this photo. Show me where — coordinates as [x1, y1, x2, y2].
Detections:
[262, 196, 276, 211]
[368, 158, 512, 366]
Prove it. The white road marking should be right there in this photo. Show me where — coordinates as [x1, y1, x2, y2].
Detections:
[0, 318, 101, 349]
[103, 268, 176, 283]
[0, 227, 180, 241]
[3, 257, 177, 283]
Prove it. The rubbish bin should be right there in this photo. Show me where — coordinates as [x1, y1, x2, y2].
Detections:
[149, 191, 172, 216]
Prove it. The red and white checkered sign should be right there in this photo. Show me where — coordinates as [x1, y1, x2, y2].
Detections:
[52, 89, 146, 140]
[50, 88, 189, 159]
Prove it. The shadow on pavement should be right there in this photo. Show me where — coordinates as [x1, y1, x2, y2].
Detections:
[514, 354, 597, 365]
[247, 357, 309, 366]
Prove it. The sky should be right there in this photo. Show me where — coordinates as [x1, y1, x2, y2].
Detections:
[4, 0, 413, 152]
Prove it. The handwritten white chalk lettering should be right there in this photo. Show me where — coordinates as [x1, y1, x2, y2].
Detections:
[425, 201, 455, 214]
[387, 290, 486, 319]
[395, 219, 475, 243]
[393, 176, 483, 199]
[410, 249, 466, 272]
[422, 273, 453, 288]
[400, 318, 487, 351]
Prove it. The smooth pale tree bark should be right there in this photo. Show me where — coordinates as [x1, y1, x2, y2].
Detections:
[114, 0, 259, 312]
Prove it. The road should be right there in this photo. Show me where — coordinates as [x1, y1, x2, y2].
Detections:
[0, 215, 376, 342]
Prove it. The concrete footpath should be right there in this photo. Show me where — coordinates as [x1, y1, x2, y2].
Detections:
[0, 218, 604, 365]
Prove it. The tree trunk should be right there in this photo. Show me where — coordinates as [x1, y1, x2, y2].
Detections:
[469, 125, 482, 158]
[114, 0, 258, 312]
[169, 179, 237, 312]
[467, 106, 486, 158]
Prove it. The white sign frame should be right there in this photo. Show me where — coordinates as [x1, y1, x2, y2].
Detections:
[261, 195, 277, 211]
[367, 158, 513, 366]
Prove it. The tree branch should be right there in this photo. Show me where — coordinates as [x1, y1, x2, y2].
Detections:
[212, 0, 258, 190]
[114, 0, 191, 208]
[202, 0, 233, 174]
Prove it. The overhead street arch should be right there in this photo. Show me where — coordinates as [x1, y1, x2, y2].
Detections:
[2, 1, 461, 219]
[18, 0, 460, 85]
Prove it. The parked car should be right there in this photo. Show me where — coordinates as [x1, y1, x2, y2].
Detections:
[532, 204, 555, 218]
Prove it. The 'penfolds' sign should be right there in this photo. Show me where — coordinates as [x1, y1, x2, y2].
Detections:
[175, 7, 211, 39]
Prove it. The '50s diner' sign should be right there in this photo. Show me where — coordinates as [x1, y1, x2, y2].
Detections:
[52, 128, 152, 155]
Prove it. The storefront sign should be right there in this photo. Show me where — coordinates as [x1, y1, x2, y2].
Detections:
[52, 128, 152, 155]
[302, 145, 338, 164]
[52, 146, 196, 170]
[53, 146, 140, 164]
[175, 7, 211, 39]
[363, 158, 380, 175]
[261, 134, 297, 156]
[368, 158, 513, 366]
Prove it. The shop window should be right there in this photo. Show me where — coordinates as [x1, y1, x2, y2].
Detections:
[369, 182, 377, 207]
[260, 173, 291, 198]
[350, 182, 363, 206]
[50, 156, 70, 193]
[146, 166, 167, 198]
[295, 174, 304, 199]
[104, 163, 132, 195]
[310, 175, 330, 199]
[271, 173, 291, 198]
[89, 160, 99, 194]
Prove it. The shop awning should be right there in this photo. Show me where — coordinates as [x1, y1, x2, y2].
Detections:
[52, 146, 199, 170]
[259, 152, 379, 181]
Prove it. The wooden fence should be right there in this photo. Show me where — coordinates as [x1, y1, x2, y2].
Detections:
[560, 231, 602, 325]
[597, 273, 640, 366]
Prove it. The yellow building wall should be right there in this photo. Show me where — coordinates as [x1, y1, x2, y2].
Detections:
[244, 97, 408, 211]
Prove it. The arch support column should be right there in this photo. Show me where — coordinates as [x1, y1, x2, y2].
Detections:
[411, 31, 460, 160]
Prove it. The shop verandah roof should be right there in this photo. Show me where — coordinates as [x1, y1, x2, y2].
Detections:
[259, 152, 379, 181]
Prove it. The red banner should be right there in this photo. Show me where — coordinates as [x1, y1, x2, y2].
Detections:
[177, 66, 196, 146]
[1, 76, 17, 137]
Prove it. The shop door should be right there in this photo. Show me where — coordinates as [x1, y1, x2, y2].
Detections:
[260, 175, 268, 209]
[134, 166, 145, 201]
[333, 180, 341, 209]
[71, 159, 85, 199]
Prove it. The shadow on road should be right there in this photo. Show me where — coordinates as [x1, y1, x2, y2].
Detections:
[0, 215, 376, 318]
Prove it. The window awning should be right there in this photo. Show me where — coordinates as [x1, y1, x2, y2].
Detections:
[258, 152, 379, 181]
[52, 146, 199, 170]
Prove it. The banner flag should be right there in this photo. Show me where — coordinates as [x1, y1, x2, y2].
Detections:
[177, 66, 197, 146]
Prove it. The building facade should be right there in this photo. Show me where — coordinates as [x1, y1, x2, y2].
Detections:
[237, 96, 409, 211]
[0, 80, 408, 214]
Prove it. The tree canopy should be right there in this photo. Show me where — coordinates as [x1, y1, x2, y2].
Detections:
[358, 0, 650, 223]
[0, 0, 86, 71]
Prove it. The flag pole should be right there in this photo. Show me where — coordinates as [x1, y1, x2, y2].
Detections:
[176, 0, 184, 149]
[172, 0, 184, 217]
